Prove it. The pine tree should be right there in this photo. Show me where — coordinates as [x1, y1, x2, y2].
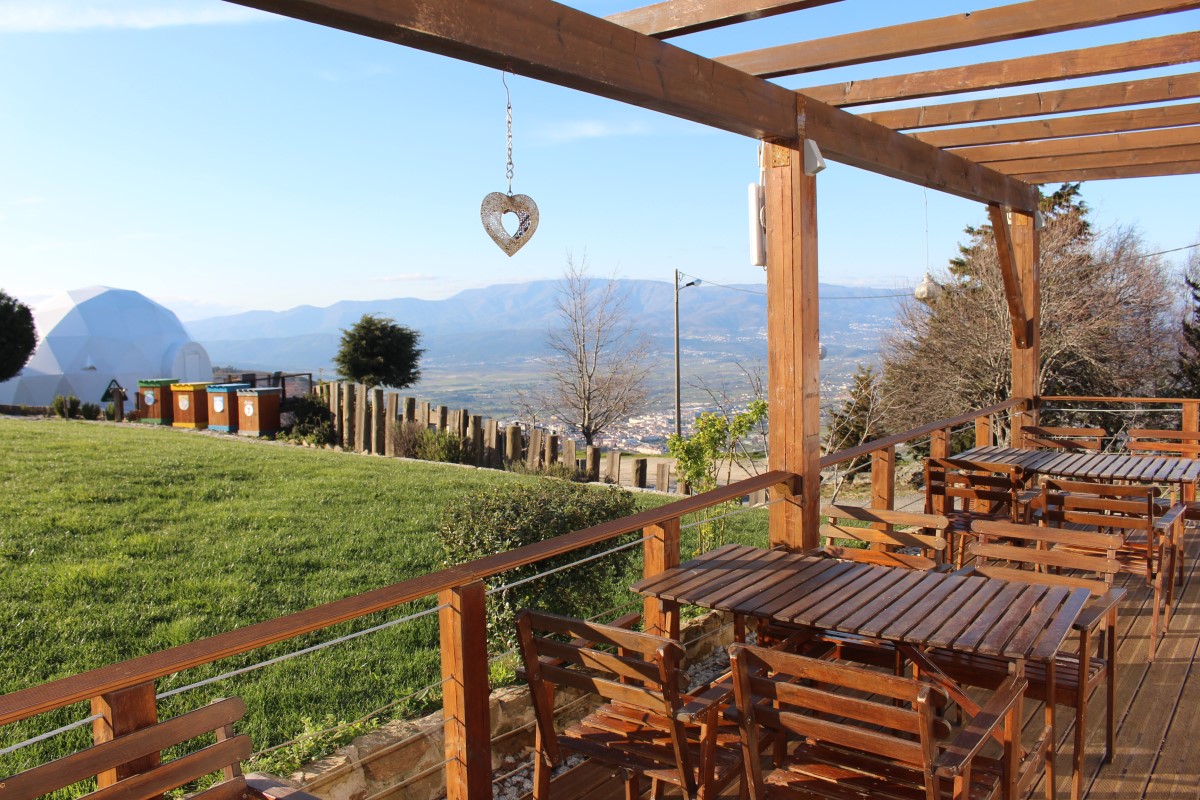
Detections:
[1175, 253, 1200, 397]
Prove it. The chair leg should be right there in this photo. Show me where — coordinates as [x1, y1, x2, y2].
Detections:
[533, 752, 551, 800]
[651, 778, 666, 800]
[1148, 573, 1162, 662]
[624, 771, 641, 800]
[1072, 699, 1086, 800]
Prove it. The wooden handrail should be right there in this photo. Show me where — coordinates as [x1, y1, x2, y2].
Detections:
[1040, 396, 1196, 404]
[0, 470, 793, 728]
[820, 399, 1023, 470]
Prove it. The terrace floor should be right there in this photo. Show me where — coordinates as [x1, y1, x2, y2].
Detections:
[531, 533, 1200, 800]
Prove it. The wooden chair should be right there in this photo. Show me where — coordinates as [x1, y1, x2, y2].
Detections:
[925, 457, 1033, 567]
[820, 504, 951, 569]
[1041, 478, 1183, 661]
[1021, 425, 1105, 451]
[0, 696, 314, 800]
[728, 643, 1039, 800]
[1126, 428, 1200, 459]
[516, 609, 742, 800]
[926, 518, 1125, 800]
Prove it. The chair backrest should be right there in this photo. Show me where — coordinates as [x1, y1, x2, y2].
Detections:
[925, 457, 1026, 520]
[1126, 429, 1200, 458]
[967, 518, 1119, 594]
[1020, 425, 1105, 451]
[516, 610, 693, 783]
[729, 644, 949, 796]
[1040, 478, 1159, 535]
[821, 504, 950, 569]
[2, 697, 250, 800]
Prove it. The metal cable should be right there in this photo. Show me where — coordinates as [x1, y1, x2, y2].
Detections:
[486, 535, 653, 596]
[0, 713, 102, 758]
[157, 604, 446, 700]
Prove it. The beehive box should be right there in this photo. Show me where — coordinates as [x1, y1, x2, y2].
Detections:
[136, 379, 178, 425]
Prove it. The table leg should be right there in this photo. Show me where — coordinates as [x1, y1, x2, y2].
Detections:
[1044, 657, 1056, 800]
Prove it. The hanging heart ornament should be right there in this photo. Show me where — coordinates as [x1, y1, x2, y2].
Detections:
[481, 192, 539, 256]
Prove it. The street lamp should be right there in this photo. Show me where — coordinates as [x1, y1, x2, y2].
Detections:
[675, 269, 701, 438]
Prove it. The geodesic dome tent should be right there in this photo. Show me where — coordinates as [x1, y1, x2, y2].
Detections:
[0, 286, 211, 407]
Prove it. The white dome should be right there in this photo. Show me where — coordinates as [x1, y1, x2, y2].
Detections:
[0, 286, 212, 406]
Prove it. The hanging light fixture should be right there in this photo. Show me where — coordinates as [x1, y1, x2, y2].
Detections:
[914, 273, 943, 303]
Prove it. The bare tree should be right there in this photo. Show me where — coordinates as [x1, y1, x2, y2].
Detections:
[542, 255, 653, 445]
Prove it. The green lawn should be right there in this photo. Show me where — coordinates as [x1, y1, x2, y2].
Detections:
[0, 417, 768, 781]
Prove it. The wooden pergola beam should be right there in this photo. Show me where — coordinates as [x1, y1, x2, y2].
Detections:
[718, 0, 1200, 79]
[996, 142, 1200, 176]
[801, 32, 1200, 107]
[958, 126, 1200, 164]
[606, 0, 840, 39]
[863, 73, 1200, 131]
[224, 0, 1038, 210]
[987, 205, 1030, 350]
[1015, 159, 1200, 182]
[915, 103, 1200, 148]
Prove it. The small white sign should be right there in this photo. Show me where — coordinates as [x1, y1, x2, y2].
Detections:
[213, 396, 225, 413]
[144, 390, 156, 406]
[179, 396, 190, 411]
[243, 401, 255, 418]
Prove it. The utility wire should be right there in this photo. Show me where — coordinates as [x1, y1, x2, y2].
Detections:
[678, 271, 910, 300]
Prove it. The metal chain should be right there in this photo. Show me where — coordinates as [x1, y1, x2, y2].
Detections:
[503, 68, 514, 195]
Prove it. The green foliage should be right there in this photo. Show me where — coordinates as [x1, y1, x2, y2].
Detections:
[0, 290, 36, 383]
[1175, 255, 1200, 398]
[280, 394, 336, 446]
[52, 395, 81, 419]
[413, 428, 471, 464]
[824, 365, 884, 476]
[244, 713, 382, 778]
[79, 403, 101, 421]
[334, 315, 424, 389]
[667, 400, 768, 554]
[104, 403, 116, 421]
[439, 481, 638, 649]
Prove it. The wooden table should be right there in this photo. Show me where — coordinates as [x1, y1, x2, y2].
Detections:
[956, 445, 1200, 487]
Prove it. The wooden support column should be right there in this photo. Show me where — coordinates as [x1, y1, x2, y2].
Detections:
[976, 413, 993, 448]
[1184, 401, 1199, 503]
[1010, 210, 1041, 443]
[765, 138, 819, 550]
[643, 519, 681, 639]
[439, 580, 491, 800]
[931, 428, 950, 460]
[92, 681, 159, 787]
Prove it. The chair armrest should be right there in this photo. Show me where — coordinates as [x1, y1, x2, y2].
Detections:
[950, 565, 979, 578]
[1154, 503, 1186, 531]
[933, 676, 1028, 778]
[676, 673, 735, 723]
[1072, 588, 1125, 631]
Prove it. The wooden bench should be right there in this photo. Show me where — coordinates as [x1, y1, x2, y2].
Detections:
[0, 696, 316, 800]
[925, 457, 1033, 566]
[820, 504, 951, 569]
[1021, 425, 1105, 451]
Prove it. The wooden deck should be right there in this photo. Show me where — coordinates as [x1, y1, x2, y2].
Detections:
[534, 533, 1200, 800]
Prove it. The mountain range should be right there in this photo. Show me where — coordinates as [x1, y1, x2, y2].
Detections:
[189, 279, 905, 413]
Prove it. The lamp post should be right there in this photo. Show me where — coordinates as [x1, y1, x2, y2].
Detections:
[675, 270, 701, 439]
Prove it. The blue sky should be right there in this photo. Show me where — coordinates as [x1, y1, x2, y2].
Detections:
[1, 0, 1197, 320]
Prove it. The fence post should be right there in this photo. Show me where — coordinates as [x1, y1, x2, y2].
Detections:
[484, 420, 499, 468]
[931, 427, 950, 460]
[632, 458, 647, 488]
[92, 681, 159, 786]
[544, 434, 559, 466]
[439, 580, 492, 800]
[527, 429, 543, 470]
[372, 388, 386, 454]
[355, 384, 369, 453]
[403, 396, 417, 423]
[342, 383, 355, 449]
[975, 413, 993, 448]
[606, 451, 621, 484]
[562, 439, 577, 472]
[437, 405, 449, 432]
[870, 446, 896, 547]
[505, 425, 523, 465]
[459, 409, 471, 440]
[469, 415, 484, 465]
[586, 445, 601, 482]
[656, 463, 670, 493]
[643, 519, 681, 639]
[385, 393, 399, 456]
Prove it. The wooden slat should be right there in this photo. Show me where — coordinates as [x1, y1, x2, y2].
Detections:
[762, 707, 925, 765]
[777, 562, 875, 620]
[812, 565, 915, 629]
[630, 543, 748, 597]
[925, 579, 1007, 650]
[820, 523, 945, 550]
[534, 638, 661, 684]
[721, 553, 832, 614]
[902, 579, 989, 643]
[606, 0, 840, 38]
[1031, 588, 1092, 660]
[862, 72, 1200, 130]
[917, 102, 1200, 148]
[992, 142, 1200, 176]
[1003, 585, 1070, 658]
[960, 125, 1200, 164]
[835, 570, 932, 633]
[750, 676, 922, 733]
[870, 573, 966, 639]
[538, 663, 670, 712]
[716, 0, 1200, 78]
[82, 737, 252, 800]
[821, 504, 949, 530]
[951, 580, 1030, 652]
[801, 32, 1200, 107]
[797, 564, 898, 622]
[971, 542, 1121, 574]
[523, 610, 677, 657]
[975, 583, 1049, 656]
[2, 699, 245, 800]
[754, 560, 857, 618]
[988, 203, 1030, 349]
[823, 546, 939, 571]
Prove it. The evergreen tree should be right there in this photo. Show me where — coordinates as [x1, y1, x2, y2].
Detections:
[334, 314, 424, 388]
[1175, 252, 1200, 397]
[0, 290, 36, 382]
[824, 364, 884, 476]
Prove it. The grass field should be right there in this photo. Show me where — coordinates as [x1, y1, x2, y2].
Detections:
[0, 417, 768, 782]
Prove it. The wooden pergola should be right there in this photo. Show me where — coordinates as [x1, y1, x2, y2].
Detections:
[224, 0, 1195, 548]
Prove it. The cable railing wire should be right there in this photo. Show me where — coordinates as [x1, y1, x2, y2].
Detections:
[0, 713, 102, 758]
[486, 535, 654, 596]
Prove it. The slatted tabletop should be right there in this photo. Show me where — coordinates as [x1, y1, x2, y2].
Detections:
[956, 445, 1200, 485]
[631, 543, 1090, 662]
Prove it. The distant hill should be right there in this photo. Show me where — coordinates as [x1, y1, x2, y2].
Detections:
[190, 279, 904, 412]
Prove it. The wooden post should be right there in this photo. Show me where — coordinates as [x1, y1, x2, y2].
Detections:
[417, 400, 430, 427]
[976, 413, 993, 449]
[765, 138, 819, 550]
[544, 434, 559, 466]
[632, 458, 647, 488]
[656, 463, 670, 493]
[439, 581, 491, 800]
[586, 445, 601, 482]
[437, 405, 449, 432]
[402, 396, 417, 423]
[1185, 401, 1199, 503]
[469, 415, 484, 465]
[484, 419, 499, 468]
[372, 388, 385, 454]
[562, 438, 576, 471]
[459, 408, 471, 440]
[342, 383, 355, 449]
[527, 429, 543, 469]
[505, 424, 522, 465]
[1011, 209, 1040, 442]
[92, 682, 159, 787]
[871, 446, 896, 547]
[385, 393, 399, 456]
[355, 384, 369, 453]
[931, 428, 950, 460]
[643, 519, 681, 639]
[750, 489, 766, 506]
[607, 451, 621, 484]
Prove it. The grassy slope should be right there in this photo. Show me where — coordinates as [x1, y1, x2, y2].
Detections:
[0, 417, 767, 778]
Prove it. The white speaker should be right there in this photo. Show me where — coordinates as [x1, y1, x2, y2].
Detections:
[749, 182, 766, 267]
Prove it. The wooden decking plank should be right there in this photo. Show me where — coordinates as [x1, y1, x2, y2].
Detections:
[975, 583, 1049, 656]
[870, 573, 967, 640]
[821, 567, 922, 630]
[902, 578, 988, 644]
[924, 579, 1006, 650]
[1142, 615, 1200, 799]
[804, 564, 907, 628]
[722, 555, 832, 615]
[776, 563, 875, 621]
[629, 543, 744, 594]
[948, 580, 1029, 652]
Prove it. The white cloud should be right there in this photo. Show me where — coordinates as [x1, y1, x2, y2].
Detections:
[0, 1, 268, 32]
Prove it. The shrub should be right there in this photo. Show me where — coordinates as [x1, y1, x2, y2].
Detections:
[51, 395, 80, 419]
[280, 394, 336, 446]
[389, 419, 426, 458]
[124, 409, 139, 423]
[104, 403, 116, 421]
[414, 428, 471, 464]
[52, 395, 67, 418]
[80, 402, 101, 421]
[440, 481, 638, 649]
